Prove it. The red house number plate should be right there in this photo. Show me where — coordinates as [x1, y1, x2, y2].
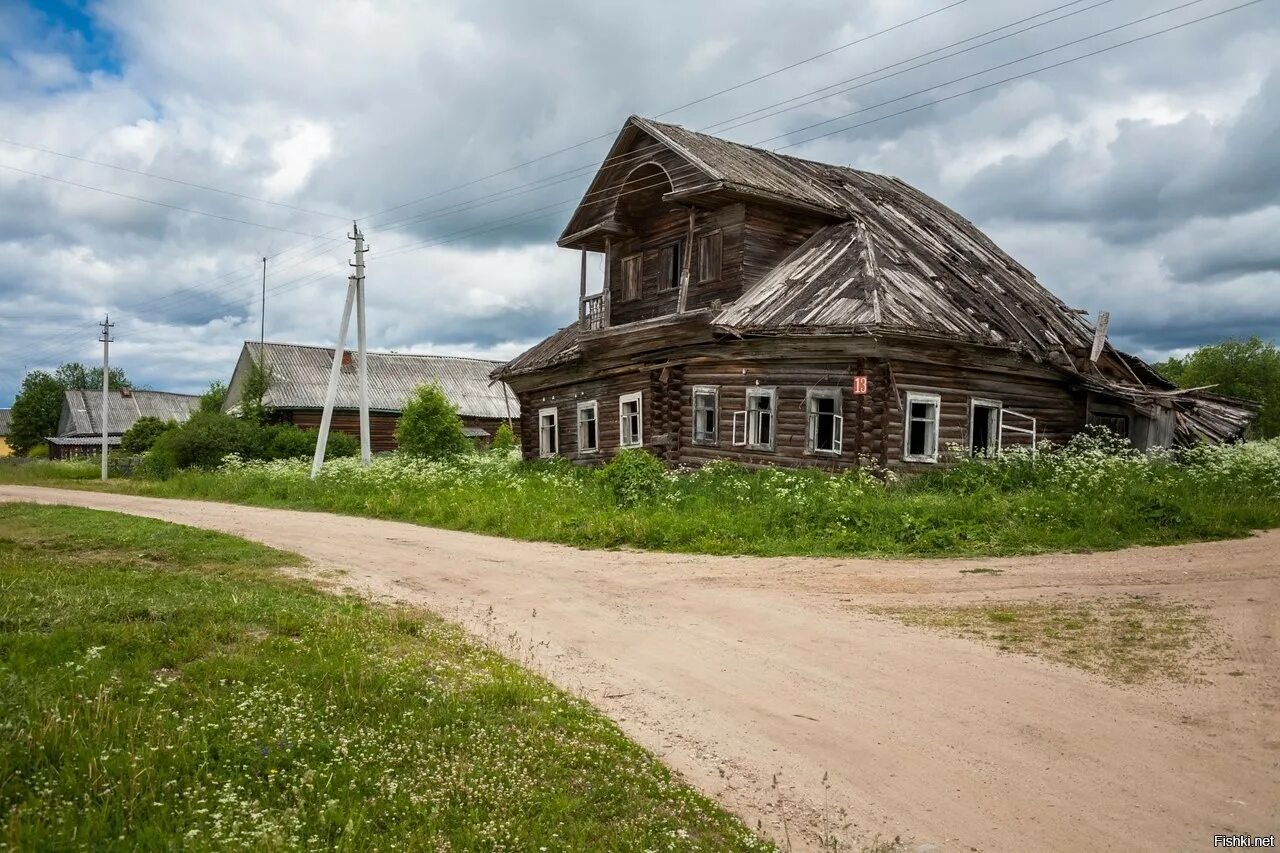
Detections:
[852, 375, 869, 395]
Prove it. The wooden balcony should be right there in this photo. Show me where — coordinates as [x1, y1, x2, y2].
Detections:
[580, 291, 609, 331]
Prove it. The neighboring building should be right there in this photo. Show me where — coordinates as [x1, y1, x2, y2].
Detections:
[494, 116, 1253, 469]
[0, 408, 11, 457]
[223, 342, 519, 451]
[47, 388, 202, 460]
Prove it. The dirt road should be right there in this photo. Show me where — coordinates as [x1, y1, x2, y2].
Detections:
[3, 486, 1276, 852]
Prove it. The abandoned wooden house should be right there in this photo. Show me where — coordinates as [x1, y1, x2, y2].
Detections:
[223, 342, 520, 452]
[493, 116, 1253, 469]
[46, 388, 202, 460]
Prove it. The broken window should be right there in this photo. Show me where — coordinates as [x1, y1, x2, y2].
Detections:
[657, 242, 683, 290]
[577, 400, 599, 453]
[538, 407, 558, 457]
[692, 385, 719, 445]
[806, 389, 843, 455]
[904, 393, 940, 462]
[619, 392, 643, 447]
[696, 231, 721, 283]
[733, 387, 775, 450]
[970, 398, 1002, 457]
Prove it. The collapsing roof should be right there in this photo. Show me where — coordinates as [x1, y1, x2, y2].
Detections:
[226, 342, 519, 420]
[55, 388, 202, 437]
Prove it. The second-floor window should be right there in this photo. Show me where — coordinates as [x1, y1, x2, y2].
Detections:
[657, 242, 683, 290]
[697, 231, 722, 283]
[621, 254, 642, 301]
[619, 392, 643, 447]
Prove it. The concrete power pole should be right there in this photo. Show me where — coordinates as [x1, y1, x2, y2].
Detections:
[352, 224, 371, 465]
[310, 222, 370, 478]
[99, 315, 114, 481]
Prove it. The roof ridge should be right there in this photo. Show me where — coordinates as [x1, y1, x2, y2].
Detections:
[248, 340, 503, 364]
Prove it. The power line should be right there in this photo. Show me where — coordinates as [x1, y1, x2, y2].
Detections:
[14, 0, 1263, 364]
[0, 137, 351, 221]
[0, 162, 327, 238]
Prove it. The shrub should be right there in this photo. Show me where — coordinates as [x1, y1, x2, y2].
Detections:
[322, 428, 360, 460]
[395, 384, 470, 460]
[120, 416, 176, 454]
[266, 424, 314, 460]
[159, 412, 260, 470]
[26, 443, 49, 460]
[492, 422, 517, 452]
[599, 449, 666, 507]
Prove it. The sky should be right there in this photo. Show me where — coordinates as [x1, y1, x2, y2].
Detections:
[1, 0, 1277, 405]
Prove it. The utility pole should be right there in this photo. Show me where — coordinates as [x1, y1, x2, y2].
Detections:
[352, 223, 371, 465]
[310, 222, 371, 477]
[260, 256, 267, 348]
[99, 315, 114, 481]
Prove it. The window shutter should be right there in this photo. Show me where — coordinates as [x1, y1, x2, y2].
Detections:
[622, 254, 642, 301]
[697, 232, 722, 283]
[732, 410, 747, 446]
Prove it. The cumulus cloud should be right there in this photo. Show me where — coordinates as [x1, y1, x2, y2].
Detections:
[0, 0, 1277, 404]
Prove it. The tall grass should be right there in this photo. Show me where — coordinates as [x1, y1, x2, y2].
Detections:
[14, 430, 1278, 558]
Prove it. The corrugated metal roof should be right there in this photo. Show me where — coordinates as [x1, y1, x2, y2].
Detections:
[58, 389, 202, 437]
[234, 342, 518, 419]
[0, 408, 10, 435]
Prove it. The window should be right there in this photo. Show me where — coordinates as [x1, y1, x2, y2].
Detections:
[1088, 412, 1130, 439]
[696, 231, 722, 283]
[806, 389, 844, 455]
[577, 400, 599, 453]
[969, 398, 1002, 457]
[619, 392, 643, 447]
[657, 242, 683, 290]
[903, 393, 941, 462]
[621, 254, 642, 301]
[692, 385, 719, 445]
[733, 387, 775, 451]
[538, 407, 558, 457]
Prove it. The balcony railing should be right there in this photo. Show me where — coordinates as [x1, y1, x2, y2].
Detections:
[580, 291, 608, 331]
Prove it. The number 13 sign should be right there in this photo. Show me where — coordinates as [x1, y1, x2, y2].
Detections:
[852, 375, 869, 395]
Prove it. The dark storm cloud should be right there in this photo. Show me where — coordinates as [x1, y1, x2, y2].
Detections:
[957, 70, 1280, 243]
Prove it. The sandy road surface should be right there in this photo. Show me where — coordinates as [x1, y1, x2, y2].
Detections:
[3, 486, 1277, 852]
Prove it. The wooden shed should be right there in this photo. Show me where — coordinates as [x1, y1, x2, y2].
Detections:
[223, 342, 519, 452]
[494, 116, 1253, 469]
[46, 388, 202, 460]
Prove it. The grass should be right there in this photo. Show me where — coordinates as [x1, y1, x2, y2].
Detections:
[872, 596, 1219, 684]
[2, 431, 1279, 559]
[0, 503, 770, 851]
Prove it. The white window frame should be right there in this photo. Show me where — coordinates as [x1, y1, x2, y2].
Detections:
[733, 387, 776, 451]
[538, 407, 559, 458]
[969, 397, 1003, 457]
[576, 400, 599, 454]
[692, 385, 719, 446]
[806, 388, 844, 455]
[619, 391, 644, 448]
[903, 392, 941, 463]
